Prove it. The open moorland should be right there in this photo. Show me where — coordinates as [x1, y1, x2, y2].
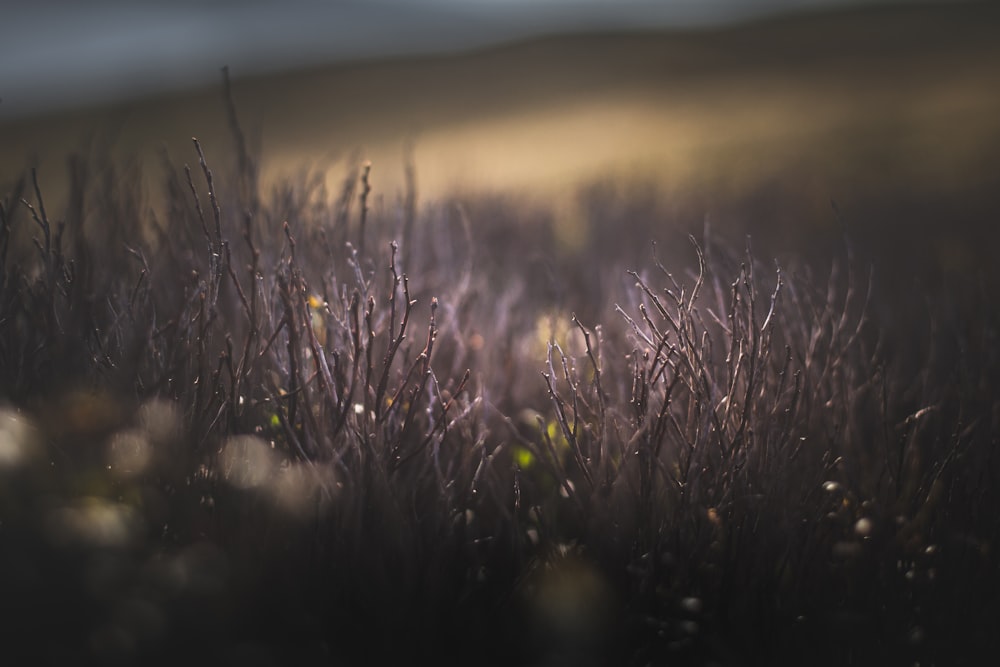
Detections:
[2, 3, 999, 665]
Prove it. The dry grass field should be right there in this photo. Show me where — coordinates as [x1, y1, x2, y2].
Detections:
[2, 3, 999, 665]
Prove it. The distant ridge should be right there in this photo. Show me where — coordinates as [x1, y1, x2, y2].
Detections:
[2, 0, 998, 211]
[1, 1, 996, 124]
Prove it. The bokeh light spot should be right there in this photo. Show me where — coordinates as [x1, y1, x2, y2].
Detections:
[44, 497, 142, 549]
[219, 435, 277, 489]
[106, 429, 153, 478]
[0, 407, 39, 469]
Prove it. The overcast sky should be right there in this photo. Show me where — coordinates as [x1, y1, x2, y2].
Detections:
[0, 0, 929, 120]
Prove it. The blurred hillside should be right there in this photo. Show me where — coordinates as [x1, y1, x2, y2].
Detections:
[2, 2, 998, 271]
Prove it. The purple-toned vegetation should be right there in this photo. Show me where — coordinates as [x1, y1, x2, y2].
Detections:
[1, 96, 997, 666]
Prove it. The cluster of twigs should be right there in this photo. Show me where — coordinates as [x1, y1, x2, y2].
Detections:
[523, 233, 997, 664]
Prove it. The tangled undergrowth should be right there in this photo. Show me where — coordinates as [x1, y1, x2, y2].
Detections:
[1, 110, 998, 667]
